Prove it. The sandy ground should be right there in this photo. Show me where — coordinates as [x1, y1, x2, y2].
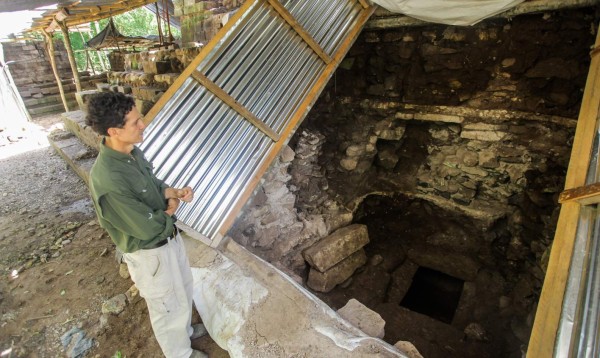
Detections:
[0, 114, 223, 357]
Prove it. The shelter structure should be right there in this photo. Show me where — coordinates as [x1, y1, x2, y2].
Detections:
[1, 1, 600, 357]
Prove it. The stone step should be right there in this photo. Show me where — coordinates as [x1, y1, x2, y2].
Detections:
[22, 92, 77, 107]
[47, 129, 96, 185]
[61, 110, 101, 151]
[27, 100, 78, 116]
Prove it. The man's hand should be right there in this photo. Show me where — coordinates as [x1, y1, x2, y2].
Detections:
[165, 186, 194, 203]
[165, 198, 180, 216]
[176, 186, 194, 202]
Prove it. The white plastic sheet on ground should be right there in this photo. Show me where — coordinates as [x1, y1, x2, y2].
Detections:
[370, 0, 526, 25]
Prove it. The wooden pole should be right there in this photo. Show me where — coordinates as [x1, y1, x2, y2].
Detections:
[41, 30, 69, 112]
[77, 28, 95, 75]
[164, 0, 174, 43]
[92, 22, 108, 71]
[155, 2, 163, 45]
[58, 21, 82, 93]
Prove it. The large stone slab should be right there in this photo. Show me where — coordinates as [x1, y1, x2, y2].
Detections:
[303, 224, 370, 272]
[307, 249, 367, 293]
[337, 298, 386, 338]
[191, 240, 407, 357]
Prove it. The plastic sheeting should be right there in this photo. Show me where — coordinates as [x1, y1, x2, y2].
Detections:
[370, 0, 525, 25]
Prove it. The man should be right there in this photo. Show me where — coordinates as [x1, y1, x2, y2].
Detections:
[85, 92, 207, 358]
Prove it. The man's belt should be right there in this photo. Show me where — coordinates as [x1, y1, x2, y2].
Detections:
[145, 225, 179, 249]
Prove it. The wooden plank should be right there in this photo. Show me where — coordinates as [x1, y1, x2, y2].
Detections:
[190, 70, 280, 142]
[563, 31, 600, 190]
[266, 0, 332, 64]
[357, 0, 370, 9]
[143, 0, 262, 125]
[217, 4, 376, 237]
[559, 182, 600, 204]
[527, 26, 600, 358]
[526, 203, 581, 358]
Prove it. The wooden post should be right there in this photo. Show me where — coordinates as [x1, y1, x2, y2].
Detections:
[77, 30, 95, 75]
[155, 2, 163, 45]
[58, 21, 82, 93]
[92, 22, 109, 71]
[527, 25, 600, 358]
[41, 30, 69, 112]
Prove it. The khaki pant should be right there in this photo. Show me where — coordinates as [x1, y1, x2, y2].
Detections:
[123, 233, 193, 358]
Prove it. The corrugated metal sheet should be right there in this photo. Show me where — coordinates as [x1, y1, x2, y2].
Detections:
[140, 0, 374, 245]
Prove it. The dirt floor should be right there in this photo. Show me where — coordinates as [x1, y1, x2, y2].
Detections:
[0, 114, 225, 357]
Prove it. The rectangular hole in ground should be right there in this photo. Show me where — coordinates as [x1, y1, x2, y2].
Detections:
[400, 266, 464, 324]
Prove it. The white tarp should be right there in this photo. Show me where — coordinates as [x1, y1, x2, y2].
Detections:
[370, 0, 526, 25]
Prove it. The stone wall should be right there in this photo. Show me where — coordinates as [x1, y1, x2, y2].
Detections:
[227, 8, 596, 353]
[1, 41, 83, 115]
[336, 9, 594, 118]
[231, 7, 595, 272]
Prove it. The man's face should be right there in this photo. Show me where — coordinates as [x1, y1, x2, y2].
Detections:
[112, 106, 146, 144]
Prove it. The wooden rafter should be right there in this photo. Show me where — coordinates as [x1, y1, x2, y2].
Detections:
[30, 0, 158, 33]
[190, 70, 280, 142]
[357, 0, 370, 9]
[266, 0, 332, 64]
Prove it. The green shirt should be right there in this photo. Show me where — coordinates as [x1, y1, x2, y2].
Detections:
[89, 140, 174, 253]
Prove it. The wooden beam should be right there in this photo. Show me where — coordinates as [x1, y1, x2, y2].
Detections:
[190, 70, 280, 142]
[31, 0, 158, 32]
[559, 182, 600, 204]
[217, 4, 376, 238]
[57, 20, 82, 93]
[357, 0, 370, 9]
[266, 0, 332, 64]
[41, 30, 69, 112]
[527, 25, 600, 358]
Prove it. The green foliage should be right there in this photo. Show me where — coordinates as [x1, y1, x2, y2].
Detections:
[112, 351, 125, 358]
[50, 6, 180, 73]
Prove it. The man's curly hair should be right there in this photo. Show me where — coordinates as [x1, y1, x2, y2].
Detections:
[85, 92, 135, 136]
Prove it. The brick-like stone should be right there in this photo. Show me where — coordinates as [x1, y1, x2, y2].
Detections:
[303, 224, 370, 272]
[460, 130, 507, 141]
[117, 85, 132, 94]
[307, 249, 367, 293]
[142, 60, 171, 75]
[337, 298, 385, 338]
[413, 113, 464, 123]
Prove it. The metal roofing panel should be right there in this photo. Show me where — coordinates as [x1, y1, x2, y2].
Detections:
[140, 0, 374, 245]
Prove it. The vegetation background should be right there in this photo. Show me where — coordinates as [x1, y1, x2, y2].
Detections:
[51, 6, 180, 73]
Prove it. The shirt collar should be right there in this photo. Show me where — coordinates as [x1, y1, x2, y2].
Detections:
[100, 137, 140, 162]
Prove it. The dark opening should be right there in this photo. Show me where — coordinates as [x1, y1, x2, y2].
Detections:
[400, 267, 464, 324]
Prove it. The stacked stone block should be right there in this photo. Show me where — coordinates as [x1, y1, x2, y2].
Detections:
[104, 46, 203, 114]
[303, 224, 370, 292]
[2, 41, 102, 116]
